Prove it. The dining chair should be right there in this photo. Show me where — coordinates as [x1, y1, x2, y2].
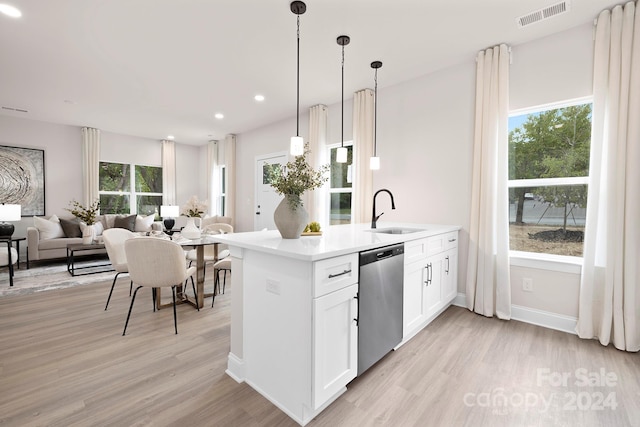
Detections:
[1, 239, 18, 287]
[185, 223, 233, 292]
[212, 257, 231, 307]
[102, 228, 136, 310]
[123, 237, 197, 335]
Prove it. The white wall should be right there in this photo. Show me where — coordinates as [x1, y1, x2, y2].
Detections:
[235, 115, 311, 232]
[0, 116, 201, 257]
[1, 22, 594, 319]
[371, 60, 476, 294]
[100, 131, 201, 207]
[232, 23, 595, 320]
[0, 115, 83, 241]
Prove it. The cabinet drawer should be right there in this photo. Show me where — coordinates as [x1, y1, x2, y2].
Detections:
[404, 238, 428, 265]
[426, 235, 446, 257]
[313, 253, 359, 298]
[444, 231, 459, 250]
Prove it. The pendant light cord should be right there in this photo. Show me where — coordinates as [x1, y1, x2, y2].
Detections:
[374, 67, 378, 156]
[341, 43, 345, 148]
[296, 15, 300, 137]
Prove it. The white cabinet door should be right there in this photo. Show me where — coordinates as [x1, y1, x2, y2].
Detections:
[403, 260, 428, 337]
[424, 254, 443, 316]
[441, 248, 458, 304]
[313, 283, 358, 409]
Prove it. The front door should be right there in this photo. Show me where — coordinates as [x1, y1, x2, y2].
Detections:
[255, 152, 287, 231]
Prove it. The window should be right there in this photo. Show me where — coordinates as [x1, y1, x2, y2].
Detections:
[99, 162, 163, 218]
[220, 165, 227, 216]
[328, 143, 353, 225]
[508, 100, 591, 257]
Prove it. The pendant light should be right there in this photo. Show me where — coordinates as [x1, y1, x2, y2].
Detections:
[336, 35, 350, 163]
[289, 1, 306, 156]
[370, 61, 382, 170]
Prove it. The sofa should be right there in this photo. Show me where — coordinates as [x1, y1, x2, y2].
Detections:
[27, 214, 162, 264]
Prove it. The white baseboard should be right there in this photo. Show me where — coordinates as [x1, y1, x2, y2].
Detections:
[226, 352, 245, 383]
[453, 293, 577, 335]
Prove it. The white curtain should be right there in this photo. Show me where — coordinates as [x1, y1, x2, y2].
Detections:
[81, 127, 100, 208]
[224, 134, 236, 222]
[352, 89, 374, 224]
[207, 140, 219, 215]
[576, 2, 640, 351]
[162, 140, 176, 205]
[308, 104, 328, 223]
[465, 44, 511, 319]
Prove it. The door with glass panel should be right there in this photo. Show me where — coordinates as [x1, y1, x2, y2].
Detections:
[255, 153, 287, 231]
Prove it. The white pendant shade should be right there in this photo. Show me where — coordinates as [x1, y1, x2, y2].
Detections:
[336, 146, 348, 163]
[370, 156, 380, 170]
[290, 136, 304, 156]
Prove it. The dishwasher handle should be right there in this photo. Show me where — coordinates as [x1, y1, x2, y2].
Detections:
[375, 249, 394, 260]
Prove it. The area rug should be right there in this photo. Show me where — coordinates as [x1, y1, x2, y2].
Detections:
[0, 261, 114, 297]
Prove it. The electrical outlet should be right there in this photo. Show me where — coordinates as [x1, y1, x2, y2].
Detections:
[266, 279, 281, 295]
[522, 277, 533, 292]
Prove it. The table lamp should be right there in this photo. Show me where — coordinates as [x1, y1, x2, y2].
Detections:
[0, 204, 21, 238]
[160, 205, 179, 231]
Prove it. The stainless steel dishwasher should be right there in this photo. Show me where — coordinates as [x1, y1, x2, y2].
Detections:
[358, 243, 404, 376]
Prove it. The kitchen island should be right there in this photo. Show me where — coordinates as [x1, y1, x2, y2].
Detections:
[212, 222, 460, 426]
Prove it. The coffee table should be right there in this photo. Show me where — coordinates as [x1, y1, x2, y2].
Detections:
[66, 243, 112, 276]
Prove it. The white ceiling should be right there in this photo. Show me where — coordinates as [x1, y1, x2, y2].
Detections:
[0, 0, 619, 145]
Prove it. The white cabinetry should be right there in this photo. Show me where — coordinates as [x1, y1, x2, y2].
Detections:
[241, 251, 358, 426]
[402, 231, 459, 341]
[313, 283, 358, 409]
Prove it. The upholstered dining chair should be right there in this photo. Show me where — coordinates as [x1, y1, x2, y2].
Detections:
[185, 223, 233, 289]
[102, 228, 136, 310]
[1, 239, 18, 287]
[123, 237, 197, 335]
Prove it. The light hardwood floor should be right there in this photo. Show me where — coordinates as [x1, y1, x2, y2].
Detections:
[1, 277, 638, 426]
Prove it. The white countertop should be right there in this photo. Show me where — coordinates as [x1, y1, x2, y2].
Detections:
[211, 222, 461, 261]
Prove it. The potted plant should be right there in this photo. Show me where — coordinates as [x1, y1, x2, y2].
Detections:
[66, 199, 100, 244]
[265, 144, 329, 239]
[66, 199, 100, 225]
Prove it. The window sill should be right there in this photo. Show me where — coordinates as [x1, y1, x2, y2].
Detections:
[510, 250, 582, 274]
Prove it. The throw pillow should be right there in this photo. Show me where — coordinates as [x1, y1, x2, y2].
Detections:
[134, 214, 155, 232]
[33, 215, 65, 240]
[102, 214, 117, 229]
[92, 221, 104, 236]
[60, 218, 82, 238]
[113, 214, 136, 231]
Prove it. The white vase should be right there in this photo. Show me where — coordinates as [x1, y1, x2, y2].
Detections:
[82, 225, 94, 244]
[274, 195, 308, 239]
[182, 217, 201, 239]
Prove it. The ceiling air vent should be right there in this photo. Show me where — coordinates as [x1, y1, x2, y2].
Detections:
[517, 1, 570, 28]
[2, 106, 29, 113]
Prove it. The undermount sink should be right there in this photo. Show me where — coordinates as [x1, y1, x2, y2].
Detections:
[367, 227, 426, 235]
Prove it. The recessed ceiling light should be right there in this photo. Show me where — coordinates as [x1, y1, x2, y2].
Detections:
[254, 95, 265, 102]
[215, 113, 224, 119]
[0, 4, 22, 18]
[167, 135, 175, 140]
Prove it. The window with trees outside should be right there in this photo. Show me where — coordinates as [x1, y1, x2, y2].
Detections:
[99, 162, 163, 219]
[508, 100, 592, 257]
[328, 143, 353, 225]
